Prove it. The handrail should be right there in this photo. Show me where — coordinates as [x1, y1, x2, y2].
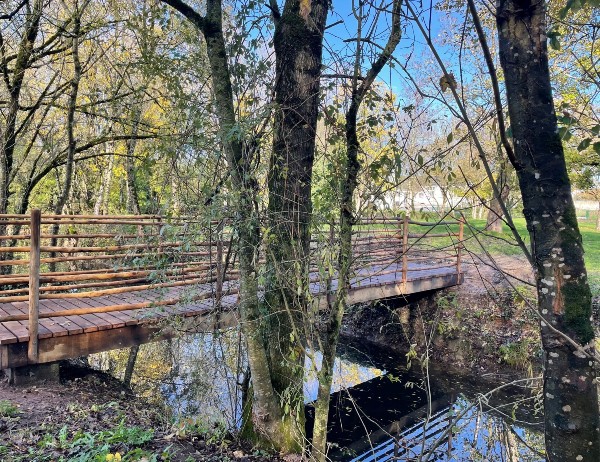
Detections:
[0, 213, 465, 358]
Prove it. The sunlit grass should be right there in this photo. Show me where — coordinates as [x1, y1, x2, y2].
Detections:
[407, 214, 600, 292]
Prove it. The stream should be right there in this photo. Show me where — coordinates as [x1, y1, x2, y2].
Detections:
[90, 331, 544, 461]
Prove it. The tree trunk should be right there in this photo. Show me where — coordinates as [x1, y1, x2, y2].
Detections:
[125, 106, 143, 215]
[485, 162, 510, 233]
[94, 151, 114, 215]
[262, 0, 330, 452]
[311, 2, 402, 459]
[497, 1, 599, 460]
[0, 0, 43, 275]
[0, 0, 43, 215]
[160, 0, 288, 450]
[50, 2, 84, 272]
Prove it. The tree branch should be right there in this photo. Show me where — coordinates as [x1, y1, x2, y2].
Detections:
[467, 0, 519, 170]
[267, 0, 281, 21]
[0, 0, 28, 20]
[160, 0, 206, 30]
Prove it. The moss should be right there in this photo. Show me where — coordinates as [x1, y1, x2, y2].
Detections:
[562, 281, 594, 343]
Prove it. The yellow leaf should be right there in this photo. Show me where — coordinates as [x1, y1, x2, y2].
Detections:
[439, 73, 457, 93]
[300, 0, 311, 20]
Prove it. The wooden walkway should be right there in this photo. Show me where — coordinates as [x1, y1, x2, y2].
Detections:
[0, 214, 463, 369]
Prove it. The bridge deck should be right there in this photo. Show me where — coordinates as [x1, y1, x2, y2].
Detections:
[0, 214, 464, 369]
[0, 263, 460, 369]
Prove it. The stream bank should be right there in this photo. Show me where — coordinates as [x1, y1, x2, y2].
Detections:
[340, 254, 543, 375]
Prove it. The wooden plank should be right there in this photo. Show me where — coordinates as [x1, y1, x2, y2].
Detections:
[12, 302, 79, 339]
[59, 297, 113, 331]
[37, 300, 85, 336]
[72, 297, 127, 329]
[99, 296, 142, 325]
[127, 289, 185, 319]
[0, 302, 52, 341]
[3, 321, 29, 342]
[27, 319, 53, 339]
[56, 299, 104, 332]
[34, 316, 69, 337]
[0, 323, 18, 344]
[36, 300, 79, 336]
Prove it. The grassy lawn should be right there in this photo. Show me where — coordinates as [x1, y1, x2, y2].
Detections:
[406, 214, 600, 294]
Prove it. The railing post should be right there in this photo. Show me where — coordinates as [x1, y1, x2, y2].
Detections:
[28, 209, 41, 363]
[215, 220, 224, 306]
[457, 217, 464, 279]
[327, 221, 335, 303]
[402, 214, 409, 285]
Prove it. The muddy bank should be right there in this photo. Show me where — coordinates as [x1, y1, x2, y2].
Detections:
[340, 255, 543, 374]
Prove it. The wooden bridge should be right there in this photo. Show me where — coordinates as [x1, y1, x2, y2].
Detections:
[0, 213, 464, 371]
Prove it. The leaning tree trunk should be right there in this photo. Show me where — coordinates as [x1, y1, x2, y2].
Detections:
[497, 1, 599, 460]
[262, 0, 329, 452]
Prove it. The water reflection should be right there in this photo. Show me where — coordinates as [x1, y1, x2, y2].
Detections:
[90, 331, 544, 461]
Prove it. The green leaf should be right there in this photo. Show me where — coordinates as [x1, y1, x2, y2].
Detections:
[558, 126, 572, 141]
[447, 132, 453, 144]
[593, 142, 600, 155]
[417, 154, 424, 166]
[591, 125, 600, 136]
[577, 138, 592, 151]
[550, 35, 561, 51]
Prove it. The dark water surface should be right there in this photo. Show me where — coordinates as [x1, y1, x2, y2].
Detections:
[92, 332, 544, 461]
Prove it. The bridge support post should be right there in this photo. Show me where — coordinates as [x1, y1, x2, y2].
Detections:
[8, 362, 60, 386]
[28, 209, 41, 363]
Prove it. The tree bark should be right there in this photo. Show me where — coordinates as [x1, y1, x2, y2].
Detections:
[0, 0, 43, 275]
[262, 1, 330, 451]
[49, 1, 85, 272]
[497, 1, 599, 460]
[94, 151, 114, 215]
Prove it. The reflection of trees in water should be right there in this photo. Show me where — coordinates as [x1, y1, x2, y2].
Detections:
[90, 334, 546, 461]
[431, 400, 544, 462]
[90, 328, 247, 431]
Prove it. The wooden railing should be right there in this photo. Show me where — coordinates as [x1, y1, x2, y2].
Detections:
[0, 212, 464, 362]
